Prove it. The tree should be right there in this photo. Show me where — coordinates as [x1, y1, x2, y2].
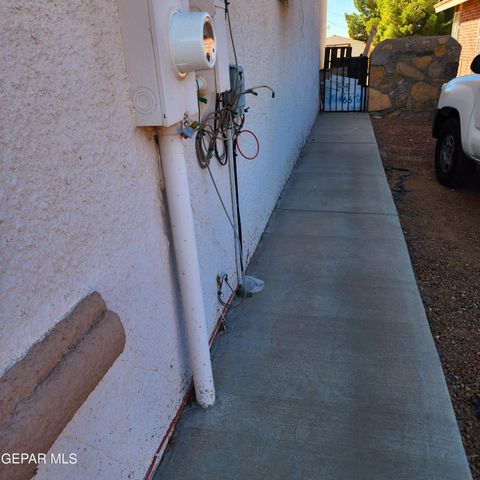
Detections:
[345, 12, 368, 41]
[345, 0, 379, 42]
[345, 0, 452, 44]
[376, 0, 453, 40]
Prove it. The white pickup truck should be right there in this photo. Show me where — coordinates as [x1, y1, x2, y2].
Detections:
[433, 55, 480, 187]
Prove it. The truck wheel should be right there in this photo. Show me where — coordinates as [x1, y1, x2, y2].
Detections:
[435, 118, 475, 187]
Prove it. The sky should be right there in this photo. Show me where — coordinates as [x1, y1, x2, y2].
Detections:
[327, 0, 356, 38]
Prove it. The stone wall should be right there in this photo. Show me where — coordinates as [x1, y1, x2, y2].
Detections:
[369, 36, 461, 114]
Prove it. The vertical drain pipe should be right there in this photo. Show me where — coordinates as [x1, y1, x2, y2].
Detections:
[158, 124, 215, 408]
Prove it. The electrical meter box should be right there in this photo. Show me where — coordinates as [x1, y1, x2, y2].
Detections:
[190, 0, 231, 93]
[117, 0, 217, 126]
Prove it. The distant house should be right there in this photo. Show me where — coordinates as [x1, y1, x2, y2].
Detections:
[325, 35, 366, 57]
[435, 0, 480, 76]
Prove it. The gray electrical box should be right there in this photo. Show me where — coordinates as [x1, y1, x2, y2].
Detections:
[227, 64, 246, 117]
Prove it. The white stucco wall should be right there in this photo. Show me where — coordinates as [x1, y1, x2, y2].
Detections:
[0, 0, 320, 478]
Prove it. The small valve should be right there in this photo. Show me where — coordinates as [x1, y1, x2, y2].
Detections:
[180, 118, 200, 139]
[180, 125, 195, 139]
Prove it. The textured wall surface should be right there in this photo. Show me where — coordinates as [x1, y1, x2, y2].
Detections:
[0, 0, 319, 478]
[0, 293, 125, 480]
[369, 36, 460, 114]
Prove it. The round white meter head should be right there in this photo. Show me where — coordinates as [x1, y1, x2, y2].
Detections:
[169, 12, 216, 76]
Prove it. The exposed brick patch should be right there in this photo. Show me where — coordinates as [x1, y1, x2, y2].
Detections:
[457, 0, 480, 76]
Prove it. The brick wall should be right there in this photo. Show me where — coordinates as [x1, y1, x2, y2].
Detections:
[457, 0, 480, 76]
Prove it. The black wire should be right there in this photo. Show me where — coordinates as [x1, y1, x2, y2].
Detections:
[214, 94, 228, 166]
[231, 140, 245, 273]
[225, 1, 238, 68]
[195, 1, 261, 299]
[195, 93, 231, 169]
[217, 273, 247, 308]
[206, 162, 240, 241]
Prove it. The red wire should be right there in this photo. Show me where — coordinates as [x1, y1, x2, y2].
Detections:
[235, 129, 260, 160]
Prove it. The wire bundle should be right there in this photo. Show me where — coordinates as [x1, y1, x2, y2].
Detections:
[193, 1, 275, 307]
[194, 93, 243, 169]
[195, 84, 275, 168]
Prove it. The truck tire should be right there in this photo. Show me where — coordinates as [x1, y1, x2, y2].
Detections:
[435, 118, 475, 187]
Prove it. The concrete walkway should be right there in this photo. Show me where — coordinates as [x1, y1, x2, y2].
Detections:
[155, 113, 472, 480]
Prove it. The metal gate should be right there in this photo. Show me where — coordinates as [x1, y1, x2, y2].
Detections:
[320, 46, 369, 112]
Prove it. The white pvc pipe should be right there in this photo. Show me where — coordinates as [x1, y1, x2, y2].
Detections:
[158, 125, 215, 408]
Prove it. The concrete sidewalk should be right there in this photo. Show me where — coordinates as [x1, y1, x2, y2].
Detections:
[155, 113, 472, 479]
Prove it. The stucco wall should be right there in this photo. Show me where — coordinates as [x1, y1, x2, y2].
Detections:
[0, 0, 320, 478]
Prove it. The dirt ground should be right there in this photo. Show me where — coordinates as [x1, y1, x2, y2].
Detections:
[372, 116, 480, 479]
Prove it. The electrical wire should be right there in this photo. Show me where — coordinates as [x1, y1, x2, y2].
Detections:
[217, 273, 247, 308]
[195, 80, 245, 304]
[225, 1, 238, 68]
[194, 85, 274, 170]
[328, 20, 348, 30]
[235, 129, 260, 160]
[205, 162, 241, 244]
[193, 1, 275, 307]
[231, 133, 245, 278]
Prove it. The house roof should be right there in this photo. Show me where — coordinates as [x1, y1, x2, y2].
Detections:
[325, 35, 366, 47]
[434, 0, 469, 13]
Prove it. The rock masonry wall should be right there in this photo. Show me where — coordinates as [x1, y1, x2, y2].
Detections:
[369, 36, 461, 114]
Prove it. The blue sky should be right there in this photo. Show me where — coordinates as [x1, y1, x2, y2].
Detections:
[328, 0, 356, 37]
